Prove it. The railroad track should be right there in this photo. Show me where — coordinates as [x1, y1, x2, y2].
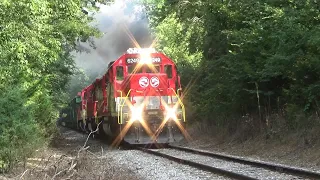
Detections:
[61, 126, 320, 179]
[137, 145, 320, 180]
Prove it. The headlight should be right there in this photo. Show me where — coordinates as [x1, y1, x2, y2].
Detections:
[140, 53, 152, 64]
[130, 106, 143, 122]
[165, 107, 177, 120]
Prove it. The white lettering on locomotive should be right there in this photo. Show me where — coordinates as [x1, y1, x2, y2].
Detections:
[126, 48, 156, 54]
[126, 57, 161, 64]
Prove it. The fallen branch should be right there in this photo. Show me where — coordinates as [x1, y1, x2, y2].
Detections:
[50, 121, 102, 180]
[19, 169, 28, 179]
[82, 121, 102, 150]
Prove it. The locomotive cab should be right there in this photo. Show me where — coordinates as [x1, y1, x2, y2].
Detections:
[114, 48, 186, 144]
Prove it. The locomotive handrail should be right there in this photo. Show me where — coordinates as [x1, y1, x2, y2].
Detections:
[117, 89, 132, 124]
[169, 88, 186, 122]
[177, 88, 182, 97]
[117, 90, 123, 124]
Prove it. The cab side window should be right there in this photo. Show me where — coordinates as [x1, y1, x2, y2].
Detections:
[116, 66, 124, 80]
[164, 65, 172, 78]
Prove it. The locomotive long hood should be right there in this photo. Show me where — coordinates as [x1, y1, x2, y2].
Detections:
[121, 73, 169, 96]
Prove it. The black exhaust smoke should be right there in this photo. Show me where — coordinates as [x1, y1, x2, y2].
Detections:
[69, 0, 153, 97]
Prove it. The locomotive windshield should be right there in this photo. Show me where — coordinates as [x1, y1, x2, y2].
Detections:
[146, 65, 160, 73]
[128, 64, 143, 74]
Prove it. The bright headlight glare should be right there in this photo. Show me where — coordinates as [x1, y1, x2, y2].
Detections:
[166, 108, 177, 120]
[130, 106, 143, 121]
[140, 53, 152, 64]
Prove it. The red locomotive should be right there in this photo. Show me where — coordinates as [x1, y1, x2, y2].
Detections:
[60, 48, 186, 145]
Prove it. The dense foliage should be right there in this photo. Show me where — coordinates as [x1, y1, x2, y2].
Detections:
[0, 0, 101, 172]
[0, 86, 44, 171]
[144, 0, 320, 130]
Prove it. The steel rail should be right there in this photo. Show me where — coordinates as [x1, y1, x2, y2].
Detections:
[137, 147, 257, 180]
[168, 145, 320, 179]
[60, 126, 320, 179]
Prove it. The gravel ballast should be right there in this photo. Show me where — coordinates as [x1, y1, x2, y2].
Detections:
[106, 149, 230, 180]
[59, 128, 231, 179]
[153, 148, 309, 180]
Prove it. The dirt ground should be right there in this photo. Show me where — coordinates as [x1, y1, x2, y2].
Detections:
[0, 127, 143, 180]
[2, 123, 320, 179]
[180, 123, 320, 173]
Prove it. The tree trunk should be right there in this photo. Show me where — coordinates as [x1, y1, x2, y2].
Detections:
[255, 82, 262, 130]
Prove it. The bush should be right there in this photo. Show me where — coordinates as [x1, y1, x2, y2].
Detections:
[0, 86, 44, 173]
[285, 104, 307, 130]
[31, 91, 59, 139]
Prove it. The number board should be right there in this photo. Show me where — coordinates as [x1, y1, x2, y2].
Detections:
[126, 57, 162, 64]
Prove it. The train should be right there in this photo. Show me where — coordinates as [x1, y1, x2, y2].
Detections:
[59, 48, 186, 145]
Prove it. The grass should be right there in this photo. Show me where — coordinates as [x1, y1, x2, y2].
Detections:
[185, 114, 320, 170]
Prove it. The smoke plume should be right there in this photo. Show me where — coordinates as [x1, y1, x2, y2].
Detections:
[69, 0, 153, 97]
